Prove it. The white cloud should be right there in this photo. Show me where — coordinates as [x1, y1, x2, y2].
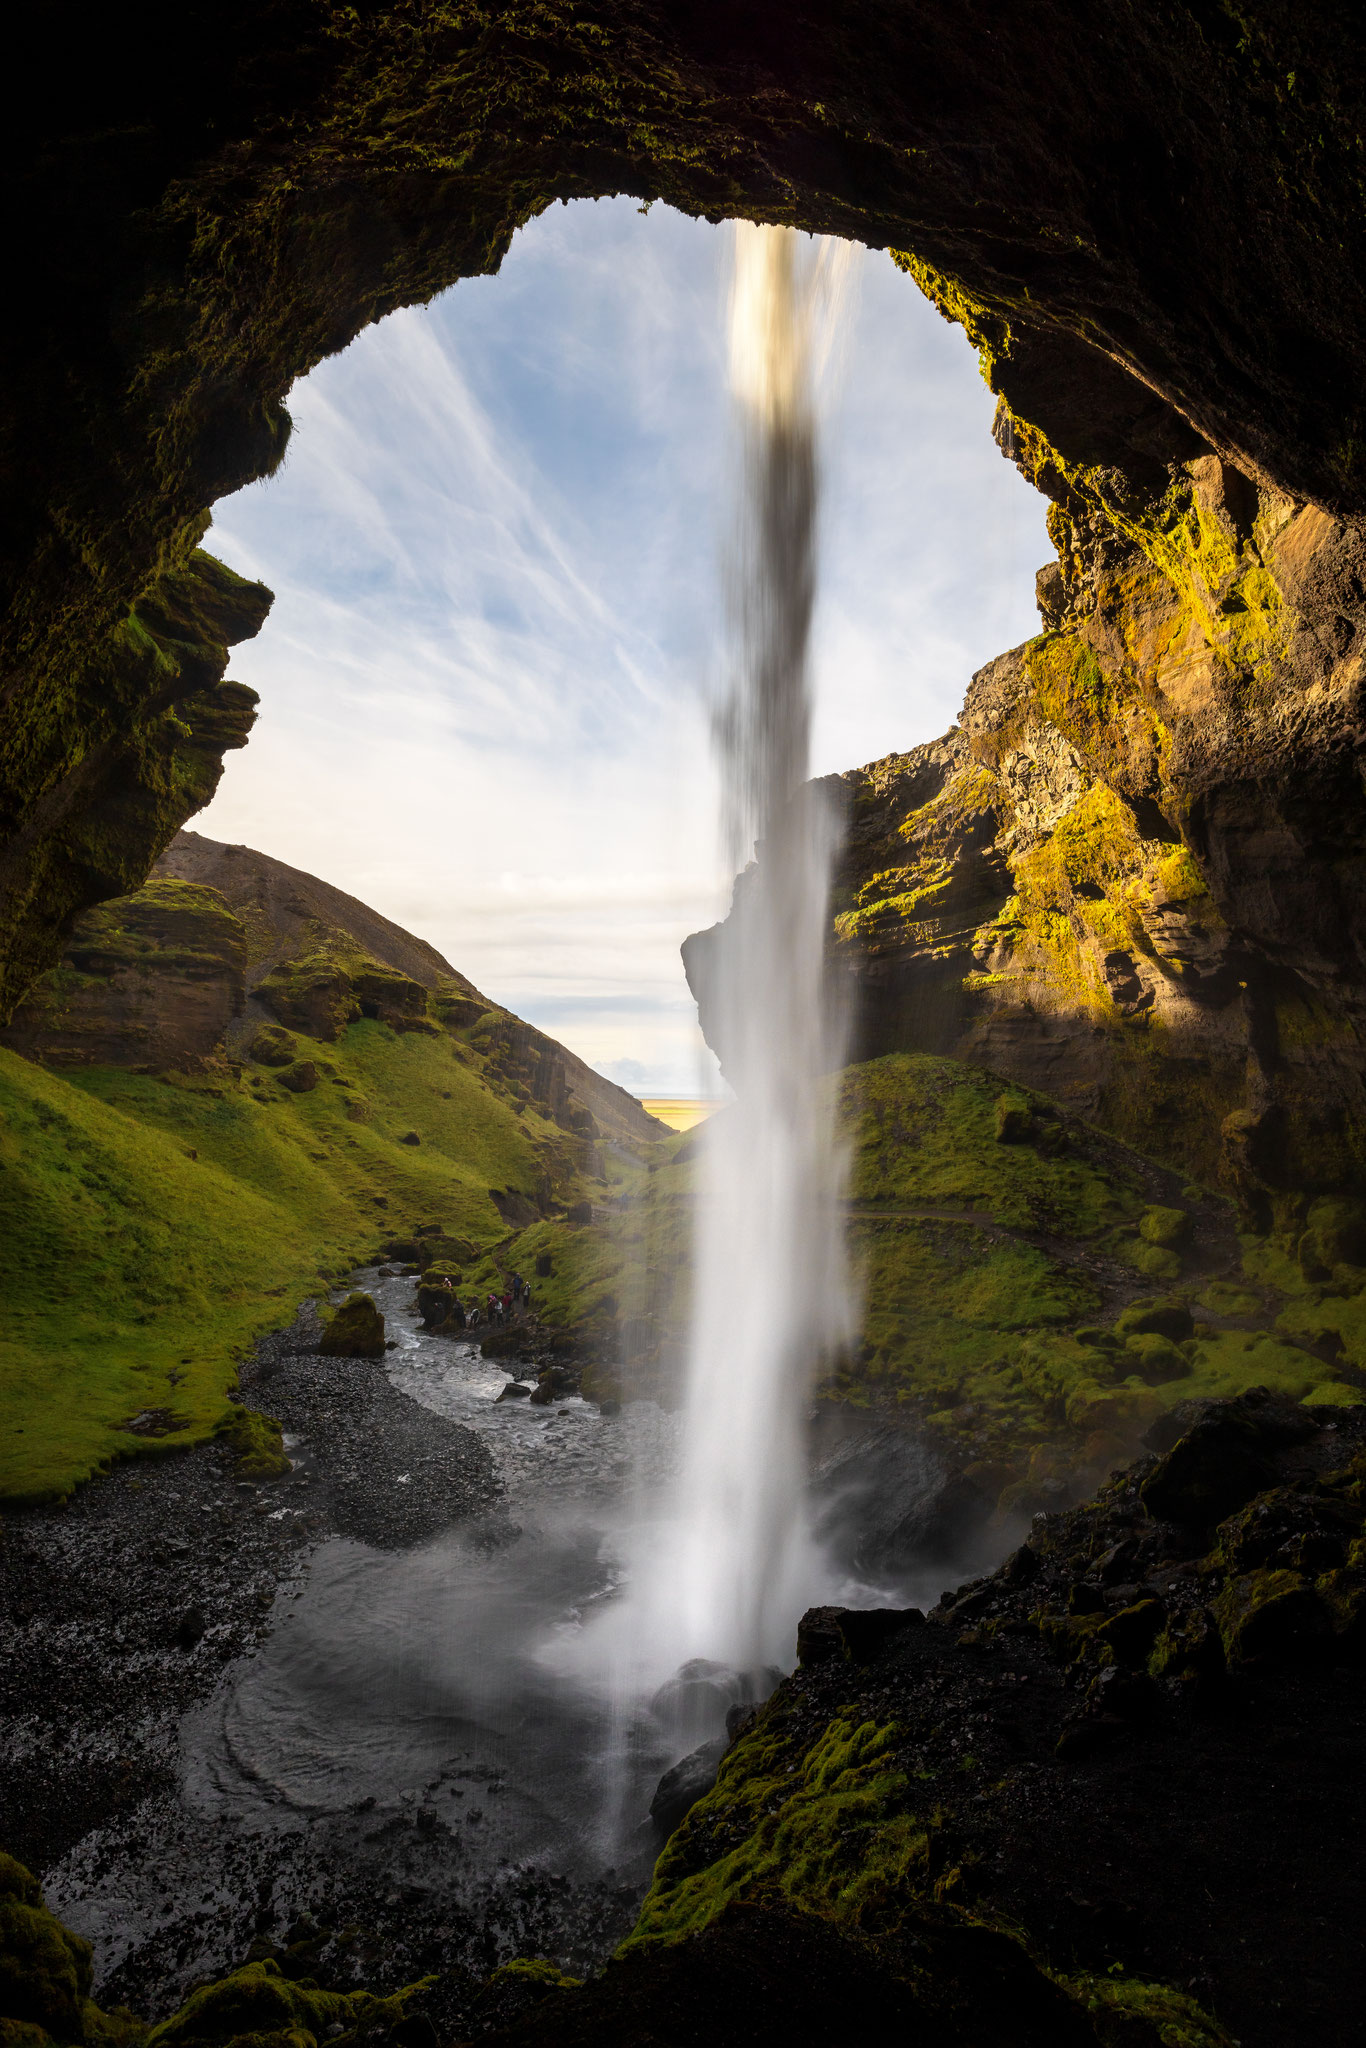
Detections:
[199, 200, 1048, 1094]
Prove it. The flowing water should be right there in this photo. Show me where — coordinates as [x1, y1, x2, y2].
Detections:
[590, 223, 858, 1694]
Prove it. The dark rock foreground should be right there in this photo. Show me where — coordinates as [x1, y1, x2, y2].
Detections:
[483, 1392, 1365, 2048]
[4, 1384, 1362, 2047]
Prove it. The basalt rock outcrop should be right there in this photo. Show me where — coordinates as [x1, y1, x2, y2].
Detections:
[689, 360, 1366, 1218]
[7, 7, 1366, 1006]
[0, 879, 247, 1075]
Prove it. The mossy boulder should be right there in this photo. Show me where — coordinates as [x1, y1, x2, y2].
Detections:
[1215, 1485, 1360, 1576]
[318, 1292, 385, 1359]
[145, 1959, 416, 2048]
[214, 1406, 290, 1482]
[993, 1090, 1034, 1143]
[1122, 1333, 1190, 1385]
[1117, 1237, 1182, 1282]
[1115, 1297, 1193, 1343]
[1139, 1386, 1316, 1529]
[1213, 1569, 1331, 1669]
[1146, 1608, 1226, 1693]
[1138, 1204, 1190, 1249]
[275, 1061, 319, 1094]
[0, 1855, 92, 2040]
[0, 1854, 138, 2048]
[1315, 1568, 1366, 1649]
[246, 1027, 298, 1068]
[1295, 1195, 1366, 1278]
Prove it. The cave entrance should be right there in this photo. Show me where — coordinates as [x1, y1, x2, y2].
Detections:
[195, 197, 1049, 1098]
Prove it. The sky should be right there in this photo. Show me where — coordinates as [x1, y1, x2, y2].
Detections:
[199, 199, 1050, 1096]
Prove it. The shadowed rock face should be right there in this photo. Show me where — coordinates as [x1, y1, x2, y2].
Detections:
[5, 4, 1366, 1008]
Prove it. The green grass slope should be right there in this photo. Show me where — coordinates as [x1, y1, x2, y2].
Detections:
[0, 1015, 612, 1506]
[489, 1054, 1364, 1515]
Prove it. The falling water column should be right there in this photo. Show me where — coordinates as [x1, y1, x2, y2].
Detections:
[670, 222, 852, 1678]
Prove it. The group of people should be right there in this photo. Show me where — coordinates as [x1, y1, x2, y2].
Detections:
[419, 1270, 532, 1333]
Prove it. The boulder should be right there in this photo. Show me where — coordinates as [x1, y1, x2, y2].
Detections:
[277, 1059, 319, 1093]
[1214, 1569, 1330, 1669]
[649, 1736, 727, 1837]
[1115, 1296, 1194, 1342]
[1123, 1332, 1191, 1384]
[1140, 1388, 1318, 1528]
[1138, 1204, 1191, 1248]
[319, 1291, 386, 1358]
[249, 1024, 300, 1066]
[0, 1852, 95, 2039]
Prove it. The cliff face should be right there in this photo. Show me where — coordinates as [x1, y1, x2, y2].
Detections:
[690, 327, 1366, 1215]
[0, 879, 246, 1074]
[0, 553, 269, 1022]
[6, 6, 1366, 1006]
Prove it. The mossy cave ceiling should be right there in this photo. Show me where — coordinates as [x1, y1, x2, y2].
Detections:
[6, 2, 1366, 1182]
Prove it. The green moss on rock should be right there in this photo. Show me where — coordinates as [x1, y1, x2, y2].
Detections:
[318, 1293, 385, 1359]
[214, 1406, 290, 1482]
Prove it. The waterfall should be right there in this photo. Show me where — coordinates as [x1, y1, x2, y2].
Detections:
[567, 220, 855, 1764]
[658, 222, 855, 1680]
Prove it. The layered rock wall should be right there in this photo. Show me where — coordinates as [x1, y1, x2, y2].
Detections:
[692, 271, 1366, 1212]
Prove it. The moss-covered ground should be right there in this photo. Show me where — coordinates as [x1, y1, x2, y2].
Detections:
[8, 1031, 1362, 1514]
[463, 1054, 1361, 1515]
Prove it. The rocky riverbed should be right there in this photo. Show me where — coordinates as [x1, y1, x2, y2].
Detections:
[0, 1275, 664, 2022]
[0, 1264, 1003, 2032]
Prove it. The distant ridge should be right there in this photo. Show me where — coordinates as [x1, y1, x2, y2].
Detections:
[157, 831, 665, 1149]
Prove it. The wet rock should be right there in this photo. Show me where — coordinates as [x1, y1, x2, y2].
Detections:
[1140, 1387, 1318, 1529]
[1214, 1569, 1331, 1670]
[1055, 1710, 1128, 1760]
[834, 1608, 925, 1665]
[463, 1959, 582, 2036]
[649, 1737, 726, 1837]
[795, 1607, 846, 1667]
[496, 1383, 532, 1403]
[1086, 1664, 1160, 1721]
[650, 1660, 771, 1750]
[319, 1292, 386, 1359]
[1147, 1606, 1226, 1694]
[1096, 1598, 1165, 1666]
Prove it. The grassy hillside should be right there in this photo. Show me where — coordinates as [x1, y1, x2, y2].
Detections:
[486, 1054, 1364, 1515]
[7, 913, 1364, 1519]
[0, 842, 668, 1507]
[0, 1014, 625, 1506]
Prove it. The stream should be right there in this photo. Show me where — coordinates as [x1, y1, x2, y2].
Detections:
[33, 1263, 979, 2015]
